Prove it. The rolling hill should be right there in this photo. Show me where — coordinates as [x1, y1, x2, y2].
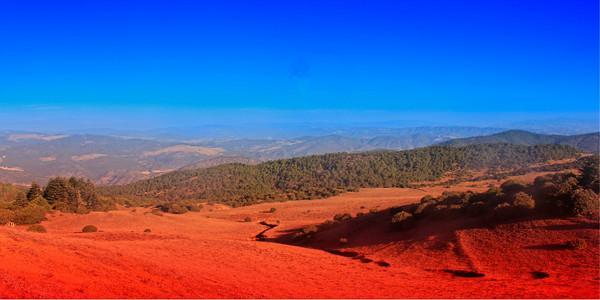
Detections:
[103, 143, 579, 206]
[439, 130, 599, 152]
[0, 127, 512, 185]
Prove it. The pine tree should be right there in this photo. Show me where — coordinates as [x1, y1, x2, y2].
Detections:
[26, 182, 43, 201]
[43, 177, 69, 206]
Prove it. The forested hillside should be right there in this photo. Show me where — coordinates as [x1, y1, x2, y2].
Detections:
[440, 130, 599, 152]
[103, 144, 579, 207]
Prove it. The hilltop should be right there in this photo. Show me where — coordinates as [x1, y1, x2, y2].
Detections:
[440, 130, 599, 152]
[103, 143, 579, 206]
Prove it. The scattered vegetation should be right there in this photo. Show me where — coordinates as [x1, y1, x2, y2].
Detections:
[0, 209, 15, 225]
[12, 205, 47, 225]
[566, 238, 587, 250]
[333, 213, 352, 222]
[26, 224, 47, 233]
[300, 224, 319, 235]
[103, 144, 578, 207]
[82, 225, 98, 233]
[391, 211, 413, 229]
[157, 203, 188, 214]
[297, 157, 598, 241]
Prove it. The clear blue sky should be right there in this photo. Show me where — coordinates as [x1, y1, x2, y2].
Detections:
[0, 0, 598, 129]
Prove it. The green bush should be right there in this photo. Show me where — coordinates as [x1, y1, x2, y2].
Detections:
[0, 209, 15, 225]
[569, 189, 599, 217]
[82, 225, 98, 233]
[26, 224, 47, 233]
[391, 211, 413, 229]
[12, 205, 46, 225]
[29, 196, 52, 211]
[420, 195, 435, 203]
[158, 203, 188, 214]
[333, 213, 352, 222]
[301, 224, 319, 235]
[512, 192, 535, 210]
[579, 157, 599, 192]
[500, 180, 528, 194]
[414, 202, 433, 216]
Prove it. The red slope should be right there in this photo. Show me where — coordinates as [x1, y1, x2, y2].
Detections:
[0, 187, 597, 298]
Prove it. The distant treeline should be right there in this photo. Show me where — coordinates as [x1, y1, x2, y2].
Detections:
[0, 177, 111, 226]
[101, 144, 579, 207]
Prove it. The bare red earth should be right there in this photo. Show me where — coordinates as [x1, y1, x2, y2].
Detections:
[0, 184, 598, 298]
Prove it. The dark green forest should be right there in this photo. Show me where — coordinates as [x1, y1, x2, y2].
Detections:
[102, 144, 579, 207]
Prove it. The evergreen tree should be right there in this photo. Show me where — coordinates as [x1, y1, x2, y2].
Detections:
[26, 182, 43, 201]
[43, 177, 70, 206]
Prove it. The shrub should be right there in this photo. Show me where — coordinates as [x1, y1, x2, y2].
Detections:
[512, 192, 535, 210]
[0, 209, 15, 225]
[243, 216, 252, 222]
[82, 225, 98, 233]
[150, 208, 164, 216]
[29, 196, 52, 211]
[12, 205, 46, 225]
[439, 191, 468, 205]
[566, 238, 587, 250]
[26, 224, 47, 233]
[391, 211, 413, 229]
[420, 195, 435, 203]
[333, 213, 352, 222]
[500, 180, 528, 194]
[429, 204, 462, 219]
[268, 207, 277, 213]
[158, 203, 188, 214]
[414, 202, 433, 216]
[144, 228, 151, 233]
[579, 157, 599, 192]
[185, 203, 201, 212]
[300, 224, 318, 235]
[569, 189, 599, 217]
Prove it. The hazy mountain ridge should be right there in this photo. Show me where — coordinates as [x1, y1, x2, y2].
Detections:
[439, 130, 599, 152]
[0, 128, 594, 185]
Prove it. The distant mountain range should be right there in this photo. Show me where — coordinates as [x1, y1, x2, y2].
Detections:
[0, 127, 597, 185]
[439, 130, 599, 153]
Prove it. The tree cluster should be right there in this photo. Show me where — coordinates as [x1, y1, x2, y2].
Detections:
[103, 144, 579, 207]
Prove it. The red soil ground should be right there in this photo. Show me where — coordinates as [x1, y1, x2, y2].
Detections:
[0, 181, 598, 298]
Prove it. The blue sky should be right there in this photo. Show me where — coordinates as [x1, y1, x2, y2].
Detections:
[0, 0, 598, 130]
